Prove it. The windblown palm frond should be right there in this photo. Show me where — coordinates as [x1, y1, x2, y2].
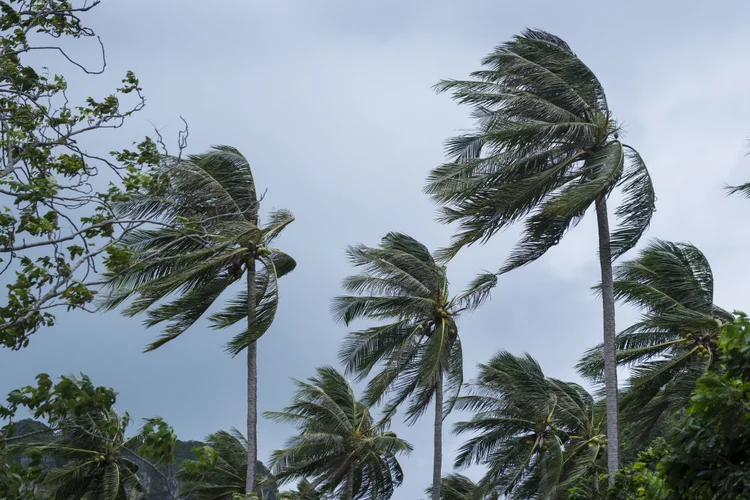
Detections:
[577, 240, 732, 438]
[279, 479, 329, 499]
[177, 429, 247, 499]
[266, 366, 412, 500]
[724, 141, 750, 197]
[426, 473, 500, 500]
[333, 232, 497, 423]
[177, 429, 276, 499]
[102, 145, 296, 354]
[425, 29, 655, 266]
[19, 410, 146, 500]
[454, 351, 605, 500]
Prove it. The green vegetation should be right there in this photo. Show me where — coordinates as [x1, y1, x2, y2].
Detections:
[1, 2, 749, 499]
[333, 232, 496, 500]
[425, 29, 656, 481]
[267, 366, 412, 500]
[101, 145, 296, 496]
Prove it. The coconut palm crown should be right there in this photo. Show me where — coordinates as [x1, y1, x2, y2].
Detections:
[425, 29, 654, 267]
[266, 366, 412, 500]
[454, 351, 605, 500]
[577, 240, 733, 437]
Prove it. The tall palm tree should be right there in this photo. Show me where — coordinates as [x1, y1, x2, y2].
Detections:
[426, 474, 499, 500]
[454, 351, 605, 499]
[266, 366, 413, 500]
[177, 429, 277, 500]
[22, 410, 147, 499]
[102, 146, 296, 495]
[577, 239, 733, 439]
[424, 29, 656, 478]
[332, 232, 497, 500]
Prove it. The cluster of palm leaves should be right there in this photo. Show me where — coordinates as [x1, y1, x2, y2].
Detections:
[446, 352, 605, 499]
[267, 366, 413, 500]
[578, 240, 732, 440]
[16, 26, 743, 500]
[12, 410, 152, 499]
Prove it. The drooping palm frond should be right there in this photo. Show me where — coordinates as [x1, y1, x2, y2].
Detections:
[424, 29, 654, 268]
[577, 240, 732, 438]
[454, 351, 605, 500]
[425, 473, 500, 500]
[18, 410, 147, 500]
[724, 141, 750, 197]
[266, 366, 412, 500]
[101, 145, 296, 354]
[333, 232, 497, 424]
[177, 429, 247, 499]
[279, 479, 329, 499]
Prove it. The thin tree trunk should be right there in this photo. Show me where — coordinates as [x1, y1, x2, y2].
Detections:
[346, 467, 354, 500]
[432, 373, 443, 500]
[246, 258, 258, 495]
[595, 197, 620, 483]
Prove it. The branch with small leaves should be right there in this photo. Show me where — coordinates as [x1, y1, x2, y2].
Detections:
[0, 1, 188, 348]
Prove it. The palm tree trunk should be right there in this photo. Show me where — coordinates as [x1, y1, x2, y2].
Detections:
[346, 467, 354, 500]
[432, 373, 443, 500]
[595, 197, 620, 483]
[246, 257, 258, 495]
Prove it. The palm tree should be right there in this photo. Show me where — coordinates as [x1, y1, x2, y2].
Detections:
[577, 239, 733, 439]
[102, 145, 296, 495]
[426, 474, 499, 500]
[454, 351, 605, 499]
[266, 366, 413, 500]
[332, 232, 497, 500]
[424, 29, 656, 478]
[177, 429, 277, 500]
[23, 410, 147, 499]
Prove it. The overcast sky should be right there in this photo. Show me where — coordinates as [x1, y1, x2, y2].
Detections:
[2, 0, 750, 498]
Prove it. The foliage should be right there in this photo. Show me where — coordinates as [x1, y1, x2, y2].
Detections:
[578, 240, 733, 439]
[657, 313, 750, 498]
[454, 351, 605, 499]
[724, 141, 750, 197]
[0, 373, 176, 499]
[605, 439, 669, 500]
[0, 0, 183, 349]
[424, 29, 654, 267]
[266, 366, 412, 499]
[426, 473, 499, 500]
[334, 232, 496, 423]
[101, 145, 296, 354]
[278, 479, 329, 499]
[177, 429, 279, 500]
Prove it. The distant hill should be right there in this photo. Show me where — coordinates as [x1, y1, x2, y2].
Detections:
[9, 419, 279, 499]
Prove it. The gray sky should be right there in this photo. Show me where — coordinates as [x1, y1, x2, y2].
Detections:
[2, 0, 750, 497]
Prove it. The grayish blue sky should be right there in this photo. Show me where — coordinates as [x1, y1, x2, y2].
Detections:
[2, 1, 750, 497]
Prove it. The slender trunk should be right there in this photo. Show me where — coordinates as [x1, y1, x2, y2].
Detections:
[246, 258, 258, 495]
[346, 467, 354, 500]
[595, 198, 620, 483]
[432, 373, 443, 500]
